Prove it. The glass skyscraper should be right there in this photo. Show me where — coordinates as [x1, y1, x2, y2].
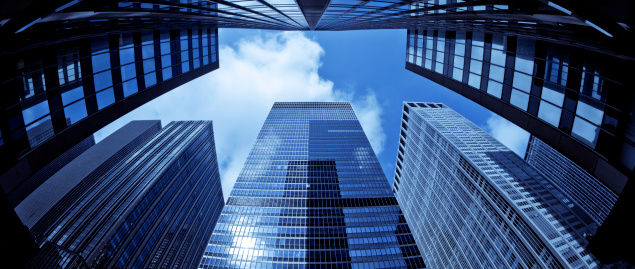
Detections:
[525, 136, 618, 226]
[19, 121, 224, 268]
[393, 102, 605, 268]
[199, 102, 425, 269]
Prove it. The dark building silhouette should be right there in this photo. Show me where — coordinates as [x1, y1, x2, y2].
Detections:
[18, 120, 224, 268]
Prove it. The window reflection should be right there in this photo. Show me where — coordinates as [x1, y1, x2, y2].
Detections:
[20, 60, 46, 101]
[538, 101, 561, 126]
[572, 117, 599, 147]
[22, 99, 50, 125]
[510, 89, 529, 110]
[97, 88, 115, 109]
[26, 117, 54, 147]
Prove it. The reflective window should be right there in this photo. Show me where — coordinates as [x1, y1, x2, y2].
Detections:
[26, 117, 54, 147]
[122, 79, 138, 97]
[572, 117, 599, 146]
[487, 80, 503, 98]
[64, 100, 88, 124]
[576, 98, 603, 125]
[22, 99, 50, 125]
[510, 89, 529, 110]
[94, 71, 113, 91]
[121, 63, 136, 81]
[541, 84, 565, 107]
[96, 88, 115, 109]
[61, 86, 84, 105]
[538, 101, 561, 126]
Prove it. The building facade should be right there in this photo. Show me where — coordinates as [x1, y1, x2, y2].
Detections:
[525, 135, 618, 226]
[405, 28, 633, 194]
[198, 102, 425, 269]
[393, 102, 603, 268]
[19, 121, 224, 268]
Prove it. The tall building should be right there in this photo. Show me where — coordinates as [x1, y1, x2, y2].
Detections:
[198, 102, 425, 269]
[393, 102, 604, 268]
[525, 135, 618, 226]
[17, 121, 224, 268]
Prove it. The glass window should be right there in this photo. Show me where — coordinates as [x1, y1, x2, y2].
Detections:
[160, 42, 171, 55]
[576, 99, 603, 125]
[468, 73, 481, 88]
[487, 80, 503, 98]
[64, 100, 87, 124]
[161, 55, 171, 68]
[469, 59, 482, 75]
[510, 89, 529, 110]
[162, 67, 172, 80]
[94, 70, 112, 91]
[452, 67, 463, 81]
[26, 117, 54, 147]
[538, 101, 561, 126]
[513, 72, 532, 93]
[61, 86, 84, 105]
[182, 61, 190, 73]
[122, 79, 138, 97]
[22, 99, 50, 125]
[489, 65, 504, 82]
[120, 48, 135, 65]
[121, 63, 136, 81]
[91, 53, 111, 73]
[572, 117, 599, 146]
[96, 88, 115, 109]
[541, 84, 565, 107]
[145, 72, 157, 87]
[143, 59, 155, 73]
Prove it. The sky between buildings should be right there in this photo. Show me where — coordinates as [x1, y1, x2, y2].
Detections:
[95, 28, 529, 199]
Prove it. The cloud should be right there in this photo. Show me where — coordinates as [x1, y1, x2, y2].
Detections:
[483, 114, 530, 157]
[94, 31, 385, 200]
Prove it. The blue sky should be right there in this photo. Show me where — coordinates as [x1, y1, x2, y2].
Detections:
[96, 29, 529, 199]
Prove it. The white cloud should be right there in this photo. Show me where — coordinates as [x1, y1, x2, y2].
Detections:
[95, 31, 385, 200]
[484, 114, 530, 157]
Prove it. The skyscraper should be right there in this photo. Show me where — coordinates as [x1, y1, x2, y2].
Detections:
[404, 28, 633, 193]
[525, 135, 618, 226]
[393, 102, 604, 268]
[198, 102, 425, 269]
[18, 121, 224, 268]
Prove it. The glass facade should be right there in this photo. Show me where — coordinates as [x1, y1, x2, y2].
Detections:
[199, 102, 425, 269]
[525, 136, 618, 225]
[1, 28, 218, 158]
[405, 28, 633, 193]
[394, 102, 602, 268]
[25, 121, 224, 268]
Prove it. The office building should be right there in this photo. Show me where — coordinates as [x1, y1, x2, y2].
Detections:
[393, 102, 603, 268]
[18, 121, 224, 268]
[525, 135, 618, 226]
[199, 102, 425, 269]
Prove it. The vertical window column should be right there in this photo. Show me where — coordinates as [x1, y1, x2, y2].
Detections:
[487, 34, 506, 98]
[452, 32, 466, 82]
[180, 29, 191, 74]
[91, 36, 114, 110]
[141, 31, 157, 88]
[159, 30, 173, 81]
[119, 33, 138, 98]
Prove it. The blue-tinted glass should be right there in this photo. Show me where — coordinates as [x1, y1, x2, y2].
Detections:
[161, 55, 171, 68]
[91, 53, 111, 73]
[93, 71, 112, 91]
[25, 116, 54, 147]
[576, 98, 603, 125]
[143, 59, 155, 73]
[487, 80, 503, 98]
[513, 71, 532, 92]
[182, 61, 190, 73]
[122, 79, 138, 97]
[538, 101, 561, 126]
[145, 72, 157, 87]
[510, 89, 529, 110]
[572, 117, 599, 146]
[121, 63, 136, 81]
[162, 67, 172, 80]
[22, 99, 50, 125]
[198, 102, 425, 269]
[96, 88, 115, 109]
[160, 42, 170, 55]
[142, 45, 154, 59]
[61, 86, 84, 106]
[193, 59, 200, 69]
[203, 57, 209, 66]
[119, 48, 135, 65]
[181, 50, 189, 62]
[63, 100, 88, 124]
